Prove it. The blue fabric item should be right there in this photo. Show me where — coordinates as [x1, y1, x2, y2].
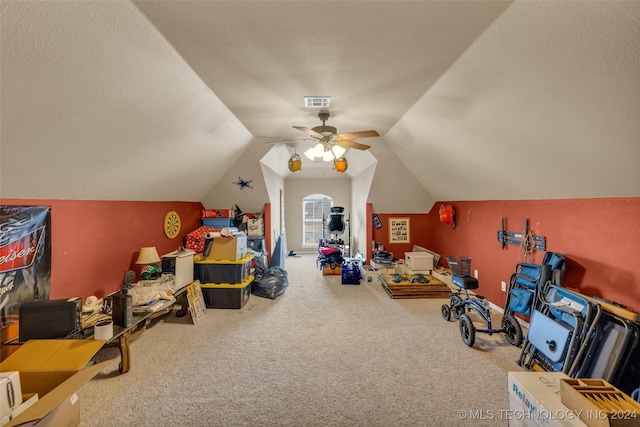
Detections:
[514, 273, 537, 289]
[543, 252, 566, 271]
[509, 288, 534, 315]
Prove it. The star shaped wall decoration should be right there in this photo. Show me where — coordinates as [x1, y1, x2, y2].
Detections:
[233, 177, 253, 190]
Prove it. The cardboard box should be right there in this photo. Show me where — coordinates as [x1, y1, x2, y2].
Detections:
[404, 252, 434, 271]
[206, 235, 248, 261]
[0, 340, 110, 427]
[201, 209, 235, 218]
[360, 265, 380, 284]
[370, 261, 397, 275]
[11, 393, 38, 420]
[508, 371, 587, 427]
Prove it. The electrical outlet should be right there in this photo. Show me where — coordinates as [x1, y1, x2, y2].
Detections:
[501, 281, 507, 292]
[474, 269, 478, 279]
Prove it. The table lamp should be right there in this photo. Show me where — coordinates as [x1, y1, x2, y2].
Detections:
[135, 246, 161, 280]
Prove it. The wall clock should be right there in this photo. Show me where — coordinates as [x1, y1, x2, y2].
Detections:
[164, 210, 181, 239]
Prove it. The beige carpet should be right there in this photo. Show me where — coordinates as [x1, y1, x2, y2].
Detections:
[79, 254, 524, 426]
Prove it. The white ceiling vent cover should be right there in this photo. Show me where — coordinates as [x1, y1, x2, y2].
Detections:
[304, 96, 331, 108]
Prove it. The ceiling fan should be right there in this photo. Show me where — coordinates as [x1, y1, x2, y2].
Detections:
[267, 110, 379, 151]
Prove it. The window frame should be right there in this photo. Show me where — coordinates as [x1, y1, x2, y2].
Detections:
[302, 194, 333, 248]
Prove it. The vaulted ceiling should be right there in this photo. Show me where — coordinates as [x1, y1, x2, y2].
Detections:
[1, 1, 639, 205]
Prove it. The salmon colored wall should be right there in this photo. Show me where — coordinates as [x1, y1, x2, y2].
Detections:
[370, 212, 432, 259]
[422, 198, 640, 313]
[1, 199, 203, 299]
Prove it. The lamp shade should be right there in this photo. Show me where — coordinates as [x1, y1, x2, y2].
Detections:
[331, 145, 346, 158]
[303, 148, 315, 160]
[313, 142, 325, 157]
[322, 150, 335, 162]
[135, 247, 161, 264]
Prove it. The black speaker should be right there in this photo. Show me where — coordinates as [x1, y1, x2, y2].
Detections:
[112, 293, 132, 328]
[19, 298, 82, 341]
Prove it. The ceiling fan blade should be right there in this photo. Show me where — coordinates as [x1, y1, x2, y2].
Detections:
[265, 138, 314, 145]
[337, 139, 371, 150]
[337, 130, 379, 140]
[293, 126, 324, 140]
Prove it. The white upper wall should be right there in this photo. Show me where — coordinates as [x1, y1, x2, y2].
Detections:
[386, 1, 640, 201]
[0, 1, 253, 201]
[1, 1, 638, 206]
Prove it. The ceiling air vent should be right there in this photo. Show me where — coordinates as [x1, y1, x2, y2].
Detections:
[304, 96, 331, 108]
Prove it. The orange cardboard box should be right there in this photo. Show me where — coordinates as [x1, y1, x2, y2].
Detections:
[0, 340, 109, 427]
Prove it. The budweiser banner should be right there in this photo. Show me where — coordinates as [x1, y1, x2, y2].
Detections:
[0, 205, 51, 320]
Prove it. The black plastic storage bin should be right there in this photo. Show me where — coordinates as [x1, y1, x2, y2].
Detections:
[200, 275, 253, 309]
[194, 254, 253, 284]
[247, 235, 265, 251]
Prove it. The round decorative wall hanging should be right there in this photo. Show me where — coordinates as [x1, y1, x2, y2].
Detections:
[164, 210, 181, 239]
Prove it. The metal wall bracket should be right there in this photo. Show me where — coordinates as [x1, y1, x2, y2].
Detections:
[497, 218, 546, 251]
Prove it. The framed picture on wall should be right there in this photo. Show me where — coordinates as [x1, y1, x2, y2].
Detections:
[389, 217, 410, 243]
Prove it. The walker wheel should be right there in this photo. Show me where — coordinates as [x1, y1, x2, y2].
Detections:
[502, 314, 523, 347]
[450, 295, 464, 320]
[441, 304, 451, 321]
[459, 314, 476, 347]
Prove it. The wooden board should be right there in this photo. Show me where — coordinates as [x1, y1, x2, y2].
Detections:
[380, 274, 451, 299]
[560, 378, 640, 427]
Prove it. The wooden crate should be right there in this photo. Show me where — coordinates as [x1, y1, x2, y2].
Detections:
[560, 378, 640, 427]
[379, 274, 450, 299]
[322, 265, 341, 275]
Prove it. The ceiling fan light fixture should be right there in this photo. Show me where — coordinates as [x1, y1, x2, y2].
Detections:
[322, 150, 335, 162]
[334, 157, 348, 173]
[313, 142, 325, 158]
[303, 148, 315, 161]
[331, 145, 346, 158]
[288, 152, 302, 172]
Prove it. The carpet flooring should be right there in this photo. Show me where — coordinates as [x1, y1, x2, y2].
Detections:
[78, 254, 524, 426]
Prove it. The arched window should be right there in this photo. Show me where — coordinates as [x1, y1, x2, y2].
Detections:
[302, 194, 333, 247]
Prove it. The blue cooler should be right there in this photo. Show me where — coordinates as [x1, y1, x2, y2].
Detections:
[341, 262, 361, 285]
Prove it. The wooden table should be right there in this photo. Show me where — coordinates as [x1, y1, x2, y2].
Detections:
[84, 300, 175, 374]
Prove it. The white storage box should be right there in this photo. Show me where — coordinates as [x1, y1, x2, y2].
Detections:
[404, 252, 433, 271]
[360, 265, 380, 284]
[507, 371, 587, 427]
[0, 371, 22, 417]
[370, 261, 397, 275]
[161, 249, 195, 291]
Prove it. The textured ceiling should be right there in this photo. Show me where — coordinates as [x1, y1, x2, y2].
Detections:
[1, 1, 639, 203]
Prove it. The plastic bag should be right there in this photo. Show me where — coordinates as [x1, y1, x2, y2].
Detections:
[252, 256, 288, 299]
